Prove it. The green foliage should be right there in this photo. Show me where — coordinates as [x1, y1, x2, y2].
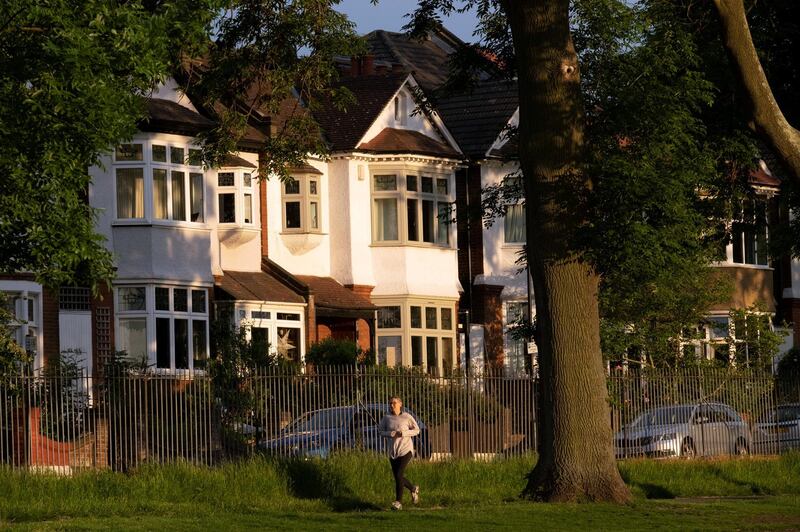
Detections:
[37, 350, 90, 441]
[0, 293, 31, 380]
[0, 0, 219, 290]
[777, 347, 800, 378]
[305, 338, 371, 366]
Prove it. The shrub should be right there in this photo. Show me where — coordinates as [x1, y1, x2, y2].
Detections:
[305, 338, 371, 366]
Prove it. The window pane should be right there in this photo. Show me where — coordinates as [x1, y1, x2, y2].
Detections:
[174, 319, 189, 369]
[171, 171, 186, 221]
[407, 199, 419, 241]
[188, 148, 202, 166]
[193, 320, 208, 369]
[285, 201, 301, 229]
[441, 308, 452, 330]
[119, 287, 146, 311]
[442, 337, 453, 376]
[152, 145, 167, 163]
[119, 318, 147, 361]
[218, 172, 234, 187]
[219, 193, 236, 223]
[374, 175, 397, 191]
[411, 336, 423, 366]
[170, 146, 185, 165]
[378, 335, 402, 366]
[155, 287, 170, 311]
[504, 204, 526, 243]
[437, 202, 450, 244]
[153, 168, 168, 219]
[436, 178, 448, 195]
[251, 327, 269, 356]
[156, 317, 171, 369]
[410, 306, 422, 328]
[310, 201, 319, 229]
[116, 168, 144, 218]
[192, 289, 206, 314]
[407, 175, 417, 191]
[116, 143, 143, 161]
[244, 194, 253, 224]
[732, 228, 744, 263]
[284, 179, 300, 194]
[422, 199, 435, 243]
[421, 176, 433, 193]
[374, 198, 398, 241]
[173, 288, 188, 312]
[243, 172, 252, 187]
[277, 327, 300, 362]
[425, 307, 437, 329]
[310, 180, 318, 195]
[426, 337, 438, 375]
[190, 173, 204, 222]
[378, 306, 401, 329]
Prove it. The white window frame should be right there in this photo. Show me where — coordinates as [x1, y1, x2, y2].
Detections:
[112, 139, 205, 226]
[216, 167, 256, 227]
[370, 167, 454, 247]
[375, 297, 457, 374]
[281, 174, 322, 233]
[114, 283, 210, 372]
[233, 303, 306, 362]
[0, 281, 44, 370]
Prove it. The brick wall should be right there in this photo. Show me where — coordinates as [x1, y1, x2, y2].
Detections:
[42, 288, 60, 364]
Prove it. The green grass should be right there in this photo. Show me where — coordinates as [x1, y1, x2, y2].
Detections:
[1, 454, 799, 530]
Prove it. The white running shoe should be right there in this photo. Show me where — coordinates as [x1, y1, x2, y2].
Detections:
[411, 485, 420, 504]
[391, 501, 402, 511]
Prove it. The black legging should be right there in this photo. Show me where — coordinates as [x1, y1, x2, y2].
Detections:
[389, 452, 415, 502]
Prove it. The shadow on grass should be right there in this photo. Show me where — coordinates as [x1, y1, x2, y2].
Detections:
[280, 459, 382, 512]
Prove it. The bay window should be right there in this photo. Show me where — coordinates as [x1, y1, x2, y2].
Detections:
[113, 141, 204, 224]
[282, 175, 322, 232]
[217, 169, 256, 226]
[371, 171, 453, 246]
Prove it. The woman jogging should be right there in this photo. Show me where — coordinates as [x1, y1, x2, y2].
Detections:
[379, 395, 420, 510]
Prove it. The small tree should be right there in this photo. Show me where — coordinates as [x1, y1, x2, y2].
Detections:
[305, 338, 372, 366]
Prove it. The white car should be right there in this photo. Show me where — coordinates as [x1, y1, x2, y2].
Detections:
[615, 403, 752, 459]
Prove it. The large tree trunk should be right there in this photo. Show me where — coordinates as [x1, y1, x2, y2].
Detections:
[500, 0, 630, 502]
[713, 0, 800, 183]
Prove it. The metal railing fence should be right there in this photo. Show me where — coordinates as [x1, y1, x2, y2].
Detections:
[1, 365, 798, 472]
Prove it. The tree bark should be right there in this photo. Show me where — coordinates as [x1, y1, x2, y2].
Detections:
[500, 0, 630, 502]
[713, 0, 800, 183]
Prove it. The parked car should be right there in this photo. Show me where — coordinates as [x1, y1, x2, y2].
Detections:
[258, 404, 431, 459]
[752, 403, 800, 454]
[615, 403, 752, 459]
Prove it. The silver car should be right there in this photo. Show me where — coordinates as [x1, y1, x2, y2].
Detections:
[753, 403, 800, 454]
[615, 403, 752, 459]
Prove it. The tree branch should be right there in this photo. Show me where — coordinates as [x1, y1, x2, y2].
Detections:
[713, 0, 800, 184]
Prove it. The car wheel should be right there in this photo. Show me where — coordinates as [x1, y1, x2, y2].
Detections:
[734, 438, 749, 456]
[681, 438, 696, 458]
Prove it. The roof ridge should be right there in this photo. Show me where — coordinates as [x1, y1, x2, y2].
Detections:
[377, 30, 417, 74]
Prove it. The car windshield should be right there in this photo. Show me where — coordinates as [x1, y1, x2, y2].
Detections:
[284, 409, 350, 433]
[759, 405, 800, 423]
[628, 406, 693, 428]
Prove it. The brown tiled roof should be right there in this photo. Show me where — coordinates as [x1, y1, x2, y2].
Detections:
[140, 98, 216, 135]
[288, 162, 323, 175]
[357, 127, 460, 158]
[313, 72, 408, 151]
[295, 276, 376, 311]
[749, 167, 781, 188]
[216, 270, 305, 304]
[221, 154, 257, 168]
[364, 30, 518, 158]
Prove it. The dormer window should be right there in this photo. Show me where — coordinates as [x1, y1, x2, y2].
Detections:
[282, 175, 321, 233]
[217, 168, 255, 226]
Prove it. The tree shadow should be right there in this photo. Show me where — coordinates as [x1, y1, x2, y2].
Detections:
[280, 459, 382, 512]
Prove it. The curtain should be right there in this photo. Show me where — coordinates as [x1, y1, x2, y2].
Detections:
[504, 203, 526, 243]
[374, 198, 398, 241]
[171, 171, 186, 221]
[190, 172, 203, 222]
[153, 169, 168, 219]
[116, 168, 144, 218]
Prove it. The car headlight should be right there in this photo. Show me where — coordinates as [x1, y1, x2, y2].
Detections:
[653, 433, 677, 442]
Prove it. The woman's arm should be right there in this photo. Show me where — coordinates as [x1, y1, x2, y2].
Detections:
[378, 415, 393, 437]
[402, 415, 420, 438]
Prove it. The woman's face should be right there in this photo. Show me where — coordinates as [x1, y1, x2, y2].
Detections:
[390, 398, 402, 415]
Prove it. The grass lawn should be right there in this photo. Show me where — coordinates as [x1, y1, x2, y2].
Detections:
[1, 454, 799, 530]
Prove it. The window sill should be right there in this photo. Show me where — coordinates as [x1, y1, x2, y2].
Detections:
[711, 262, 773, 271]
[112, 220, 211, 231]
[500, 243, 525, 249]
[280, 230, 327, 236]
[370, 242, 454, 250]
